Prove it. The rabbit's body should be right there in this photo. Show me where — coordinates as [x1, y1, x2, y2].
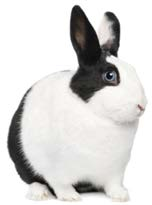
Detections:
[8, 6, 147, 202]
[21, 70, 138, 188]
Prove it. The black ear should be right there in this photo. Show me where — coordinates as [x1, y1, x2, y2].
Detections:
[70, 6, 101, 65]
[98, 12, 120, 57]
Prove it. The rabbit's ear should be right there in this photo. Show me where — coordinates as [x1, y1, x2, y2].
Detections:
[98, 12, 120, 57]
[70, 6, 101, 65]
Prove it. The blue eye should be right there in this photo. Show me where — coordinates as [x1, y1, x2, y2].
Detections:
[104, 71, 117, 82]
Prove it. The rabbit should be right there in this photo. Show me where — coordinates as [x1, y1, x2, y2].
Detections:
[8, 5, 147, 202]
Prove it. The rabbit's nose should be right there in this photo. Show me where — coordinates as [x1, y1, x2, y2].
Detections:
[137, 104, 145, 112]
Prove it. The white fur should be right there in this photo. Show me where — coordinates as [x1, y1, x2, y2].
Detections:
[98, 14, 114, 46]
[106, 185, 129, 202]
[21, 57, 147, 201]
[53, 184, 81, 201]
[26, 182, 53, 201]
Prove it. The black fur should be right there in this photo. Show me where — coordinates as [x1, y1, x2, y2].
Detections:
[70, 5, 101, 66]
[7, 88, 56, 195]
[7, 89, 51, 190]
[70, 6, 120, 101]
[74, 181, 104, 193]
[70, 58, 120, 101]
[8, 88, 41, 183]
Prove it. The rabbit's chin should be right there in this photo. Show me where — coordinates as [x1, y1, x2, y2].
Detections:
[108, 110, 141, 124]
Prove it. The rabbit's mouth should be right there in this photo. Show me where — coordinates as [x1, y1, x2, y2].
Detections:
[137, 105, 145, 117]
[137, 104, 145, 112]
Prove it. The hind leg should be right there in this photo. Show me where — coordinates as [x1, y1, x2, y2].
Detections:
[26, 182, 54, 201]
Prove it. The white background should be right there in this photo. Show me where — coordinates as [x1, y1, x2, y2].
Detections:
[0, 0, 152, 204]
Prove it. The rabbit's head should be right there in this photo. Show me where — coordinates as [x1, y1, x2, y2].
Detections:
[70, 6, 147, 123]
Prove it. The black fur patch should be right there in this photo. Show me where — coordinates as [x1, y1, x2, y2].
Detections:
[70, 5, 101, 66]
[8, 89, 39, 183]
[74, 181, 104, 193]
[70, 56, 120, 101]
[7, 88, 55, 196]
[70, 6, 120, 101]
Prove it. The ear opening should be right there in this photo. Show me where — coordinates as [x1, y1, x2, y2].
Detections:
[98, 12, 120, 57]
[70, 5, 101, 65]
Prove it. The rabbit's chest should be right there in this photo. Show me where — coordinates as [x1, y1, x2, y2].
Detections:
[40, 119, 137, 176]
[55, 122, 138, 183]
[66, 123, 136, 164]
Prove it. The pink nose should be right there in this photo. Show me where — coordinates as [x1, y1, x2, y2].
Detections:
[138, 104, 145, 111]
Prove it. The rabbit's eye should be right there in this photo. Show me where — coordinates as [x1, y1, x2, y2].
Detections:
[103, 71, 117, 83]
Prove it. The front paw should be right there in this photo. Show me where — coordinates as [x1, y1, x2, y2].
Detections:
[53, 185, 81, 202]
[106, 185, 130, 202]
[57, 190, 81, 202]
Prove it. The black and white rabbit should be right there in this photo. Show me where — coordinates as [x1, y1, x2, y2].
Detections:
[8, 5, 147, 202]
